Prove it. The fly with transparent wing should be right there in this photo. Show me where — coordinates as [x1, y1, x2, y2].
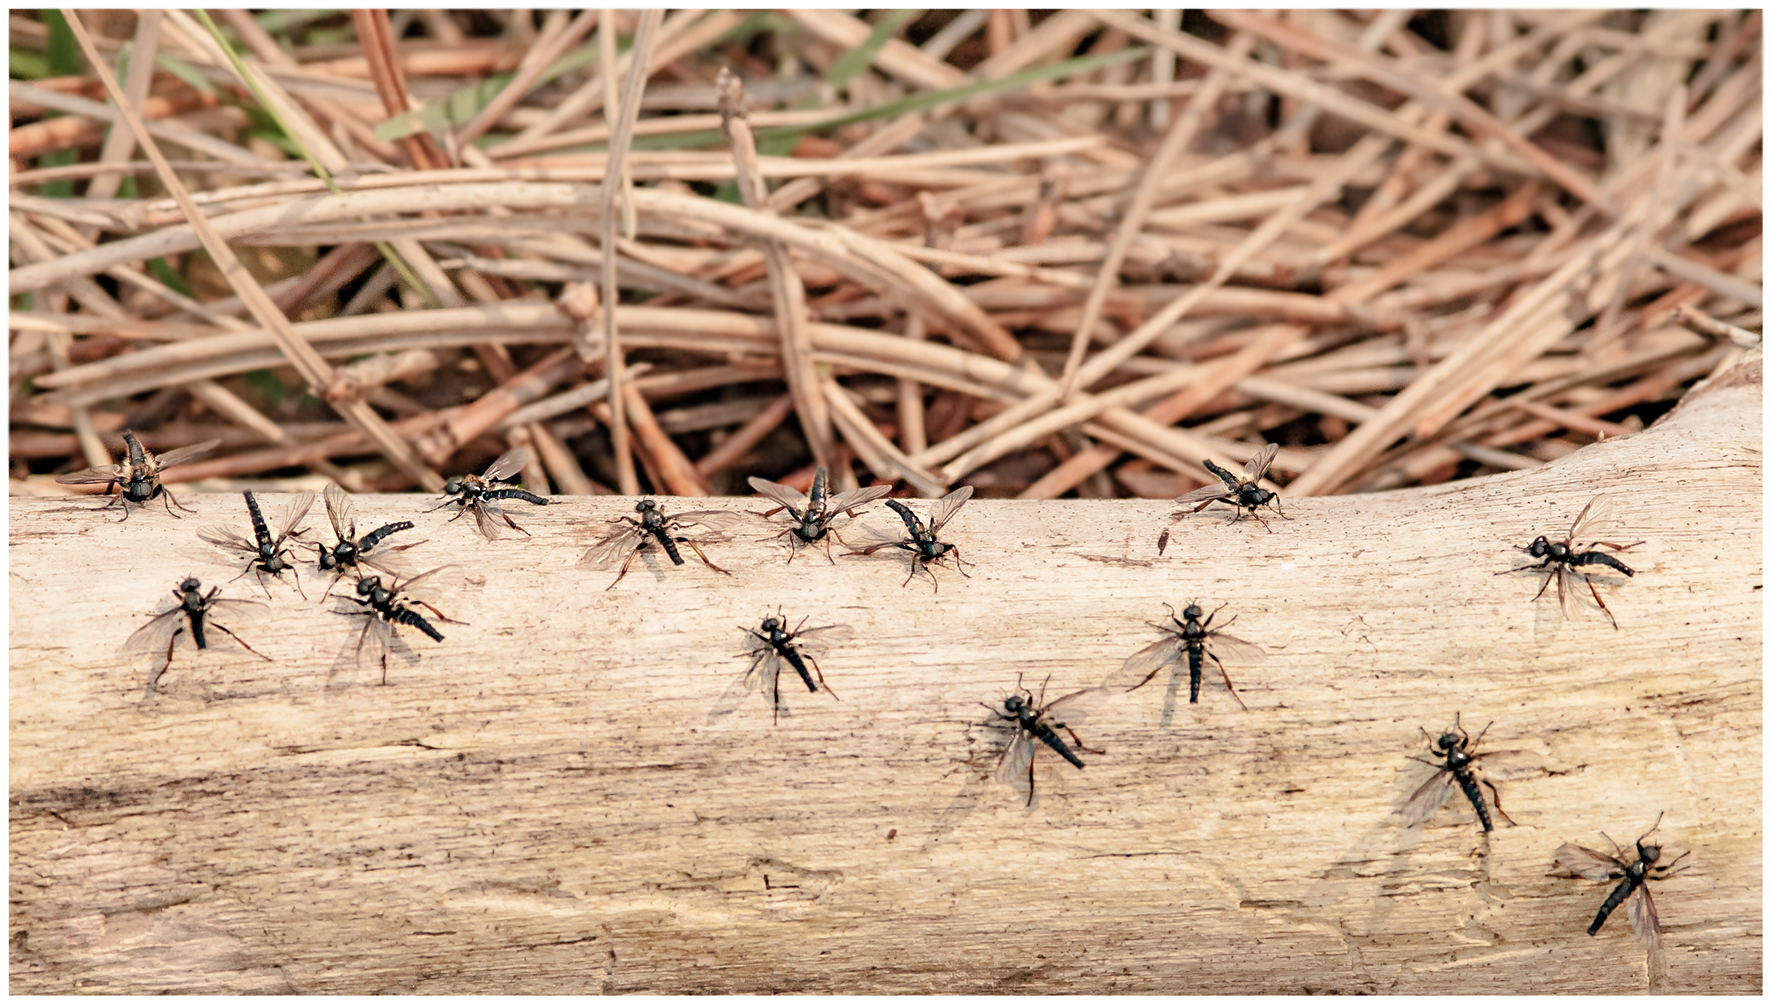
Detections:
[314, 482, 423, 599]
[1555, 812, 1690, 953]
[56, 430, 220, 520]
[579, 499, 745, 590]
[749, 465, 893, 564]
[124, 576, 270, 693]
[432, 447, 550, 540]
[983, 676, 1107, 806]
[1161, 443, 1285, 549]
[845, 485, 974, 590]
[198, 490, 315, 599]
[1105, 602, 1262, 710]
[1399, 713, 1541, 833]
[710, 611, 852, 724]
[333, 565, 465, 685]
[1496, 495, 1642, 629]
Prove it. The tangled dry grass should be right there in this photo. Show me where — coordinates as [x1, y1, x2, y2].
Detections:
[9, 10, 1762, 503]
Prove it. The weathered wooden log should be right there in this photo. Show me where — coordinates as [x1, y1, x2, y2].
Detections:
[9, 359, 1760, 993]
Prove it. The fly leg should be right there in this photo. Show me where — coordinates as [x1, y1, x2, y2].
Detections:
[903, 551, 928, 590]
[1060, 724, 1105, 756]
[148, 627, 185, 693]
[497, 509, 532, 536]
[208, 621, 272, 662]
[409, 600, 465, 626]
[1480, 776, 1517, 826]
[1247, 507, 1273, 533]
[677, 537, 732, 576]
[1206, 649, 1249, 710]
[803, 652, 837, 700]
[160, 486, 198, 518]
[605, 546, 645, 591]
[947, 546, 973, 579]
[1582, 570, 1620, 629]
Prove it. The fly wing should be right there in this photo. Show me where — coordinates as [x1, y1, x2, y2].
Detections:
[1554, 842, 1625, 881]
[480, 446, 531, 484]
[1243, 442, 1279, 483]
[1469, 749, 1543, 781]
[1205, 632, 1266, 668]
[842, 520, 907, 554]
[1566, 495, 1611, 544]
[1102, 634, 1187, 691]
[748, 477, 808, 513]
[829, 484, 893, 514]
[198, 523, 255, 555]
[1040, 685, 1109, 729]
[579, 524, 646, 568]
[323, 482, 356, 540]
[149, 438, 221, 473]
[1173, 482, 1234, 507]
[353, 615, 396, 673]
[667, 509, 749, 539]
[123, 606, 186, 656]
[1399, 769, 1457, 826]
[788, 623, 853, 659]
[1628, 884, 1662, 954]
[471, 498, 507, 540]
[357, 548, 422, 582]
[277, 493, 317, 542]
[709, 646, 780, 723]
[993, 729, 1037, 787]
[204, 596, 270, 626]
[55, 463, 126, 485]
[394, 565, 464, 606]
[926, 484, 975, 534]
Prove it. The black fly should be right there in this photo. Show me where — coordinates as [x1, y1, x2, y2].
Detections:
[314, 483, 421, 599]
[199, 490, 315, 599]
[846, 485, 974, 590]
[749, 465, 892, 564]
[1400, 713, 1538, 833]
[1106, 602, 1261, 710]
[1163, 443, 1285, 545]
[55, 430, 220, 520]
[335, 566, 464, 685]
[432, 447, 549, 539]
[124, 576, 270, 693]
[579, 499, 745, 590]
[1555, 812, 1690, 952]
[1496, 496, 1641, 629]
[712, 611, 851, 723]
[983, 676, 1106, 807]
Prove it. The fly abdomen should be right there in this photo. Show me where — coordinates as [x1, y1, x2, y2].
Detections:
[359, 520, 416, 552]
[485, 488, 549, 506]
[1186, 643, 1204, 703]
[885, 499, 923, 536]
[1455, 769, 1495, 832]
[782, 649, 818, 692]
[390, 607, 445, 642]
[649, 528, 687, 565]
[1202, 458, 1241, 489]
[1574, 550, 1635, 577]
[1588, 877, 1637, 935]
[188, 611, 210, 649]
[1033, 723, 1085, 769]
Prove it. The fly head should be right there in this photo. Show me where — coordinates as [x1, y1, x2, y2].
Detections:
[442, 476, 465, 497]
[179, 576, 203, 594]
[1182, 602, 1205, 622]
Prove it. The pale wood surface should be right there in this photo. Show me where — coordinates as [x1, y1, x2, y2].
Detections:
[10, 362, 1761, 993]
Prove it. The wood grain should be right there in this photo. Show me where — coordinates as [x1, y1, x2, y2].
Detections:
[9, 362, 1761, 993]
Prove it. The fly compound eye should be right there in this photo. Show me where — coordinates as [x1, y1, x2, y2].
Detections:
[443, 477, 463, 495]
